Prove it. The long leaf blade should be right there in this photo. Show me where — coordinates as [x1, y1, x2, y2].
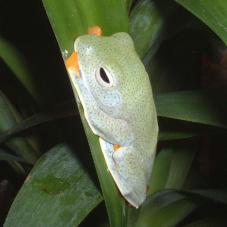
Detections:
[42, 1, 129, 226]
[155, 88, 227, 128]
[0, 37, 40, 102]
[130, 0, 163, 58]
[175, 0, 227, 45]
[134, 191, 197, 227]
[0, 91, 38, 163]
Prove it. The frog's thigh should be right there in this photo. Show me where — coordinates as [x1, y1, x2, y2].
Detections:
[112, 147, 147, 207]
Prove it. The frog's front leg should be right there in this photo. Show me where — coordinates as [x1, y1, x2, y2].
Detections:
[99, 138, 147, 208]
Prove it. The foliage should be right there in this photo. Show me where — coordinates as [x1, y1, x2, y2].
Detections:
[0, 0, 227, 226]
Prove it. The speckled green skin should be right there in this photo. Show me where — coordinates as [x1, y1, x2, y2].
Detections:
[67, 33, 158, 208]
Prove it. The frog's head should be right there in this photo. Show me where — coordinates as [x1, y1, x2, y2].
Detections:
[66, 32, 148, 119]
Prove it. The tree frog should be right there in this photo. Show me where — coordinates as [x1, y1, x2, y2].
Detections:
[65, 26, 158, 208]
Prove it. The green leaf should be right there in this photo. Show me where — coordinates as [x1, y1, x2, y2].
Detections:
[159, 130, 197, 141]
[42, 1, 129, 226]
[0, 91, 38, 163]
[134, 188, 227, 227]
[0, 107, 75, 144]
[124, 0, 135, 10]
[185, 189, 227, 205]
[149, 144, 195, 194]
[134, 191, 197, 227]
[156, 188, 227, 205]
[0, 37, 40, 103]
[0, 149, 27, 163]
[7, 161, 26, 175]
[165, 145, 195, 189]
[0, 149, 26, 175]
[155, 88, 227, 128]
[175, 0, 227, 45]
[4, 144, 102, 227]
[129, 0, 163, 58]
[149, 148, 173, 193]
[158, 119, 224, 141]
[42, 0, 129, 52]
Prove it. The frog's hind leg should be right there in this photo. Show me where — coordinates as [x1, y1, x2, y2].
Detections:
[99, 138, 147, 208]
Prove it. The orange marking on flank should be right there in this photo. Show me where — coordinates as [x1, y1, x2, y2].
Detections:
[65, 51, 80, 77]
[88, 26, 102, 36]
[113, 144, 121, 151]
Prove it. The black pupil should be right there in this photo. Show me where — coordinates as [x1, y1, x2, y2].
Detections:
[100, 67, 110, 83]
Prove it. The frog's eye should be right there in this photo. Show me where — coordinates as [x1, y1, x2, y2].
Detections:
[95, 67, 115, 88]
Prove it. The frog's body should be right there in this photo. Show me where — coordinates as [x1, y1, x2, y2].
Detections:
[66, 30, 158, 208]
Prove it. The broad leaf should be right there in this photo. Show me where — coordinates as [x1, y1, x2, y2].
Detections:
[4, 144, 102, 227]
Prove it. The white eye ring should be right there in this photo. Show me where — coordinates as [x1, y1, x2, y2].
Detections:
[95, 67, 115, 88]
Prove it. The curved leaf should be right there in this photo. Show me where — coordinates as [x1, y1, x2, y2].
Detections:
[0, 107, 75, 145]
[165, 146, 195, 189]
[184, 189, 227, 205]
[175, 0, 227, 45]
[0, 37, 40, 102]
[134, 191, 197, 227]
[134, 188, 227, 227]
[155, 88, 227, 128]
[0, 91, 38, 163]
[130, 0, 163, 58]
[4, 144, 102, 227]
[149, 145, 195, 194]
[148, 148, 173, 193]
[0, 149, 26, 175]
[0, 149, 27, 163]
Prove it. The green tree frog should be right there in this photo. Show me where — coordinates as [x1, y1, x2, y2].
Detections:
[65, 26, 158, 208]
